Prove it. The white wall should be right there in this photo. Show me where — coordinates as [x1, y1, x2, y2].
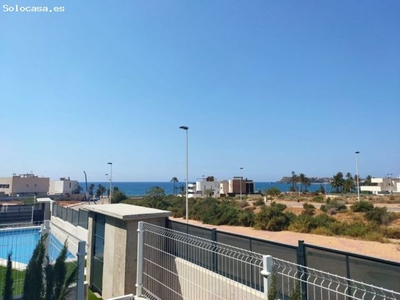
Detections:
[197, 181, 221, 196]
[49, 180, 78, 195]
[171, 257, 264, 300]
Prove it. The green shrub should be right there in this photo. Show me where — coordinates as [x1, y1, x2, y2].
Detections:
[365, 207, 391, 225]
[237, 210, 255, 227]
[351, 201, 374, 212]
[288, 215, 314, 233]
[302, 203, 315, 216]
[111, 190, 128, 204]
[380, 227, 400, 239]
[268, 273, 279, 300]
[265, 187, 281, 197]
[254, 198, 265, 206]
[311, 226, 334, 236]
[344, 222, 373, 238]
[254, 202, 289, 231]
[238, 200, 249, 208]
[312, 195, 325, 202]
[284, 211, 297, 223]
[312, 214, 336, 227]
[289, 283, 301, 300]
[321, 199, 347, 214]
[2, 252, 13, 300]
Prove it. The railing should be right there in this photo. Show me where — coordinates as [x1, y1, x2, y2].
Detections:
[136, 222, 400, 300]
[167, 220, 400, 292]
[273, 257, 400, 300]
[0, 203, 45, 224]
[52, 203, 88, 229]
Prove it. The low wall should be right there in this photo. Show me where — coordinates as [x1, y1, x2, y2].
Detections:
[152, 257, 264, 300]
[50, 216, 89, 255]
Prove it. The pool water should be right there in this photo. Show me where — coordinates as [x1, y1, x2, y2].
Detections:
[0, 227, 74, 265]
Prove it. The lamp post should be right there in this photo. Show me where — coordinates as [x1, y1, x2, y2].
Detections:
[108, 162, 112, 204]
[240, 167, 243, 201]
[355, 151, 360, 202]
[105, 173, 109, 198]
[179, 126, 189, 223]
[83, 171, 88, 202]
[387, 173, 393, 194]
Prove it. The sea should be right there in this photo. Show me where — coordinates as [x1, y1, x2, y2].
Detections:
[85, 182, 332, 196]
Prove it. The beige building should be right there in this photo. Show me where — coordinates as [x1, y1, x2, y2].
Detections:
[49, 177, 79, 195]
[0, 173, 50, 197]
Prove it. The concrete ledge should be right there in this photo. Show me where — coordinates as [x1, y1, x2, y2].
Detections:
[83, 204, 172, 220]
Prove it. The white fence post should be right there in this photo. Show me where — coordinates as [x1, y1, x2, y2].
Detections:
[76, 240, 87, 300]
[136, 221, 144, 297]
[261, 255, 273, 299]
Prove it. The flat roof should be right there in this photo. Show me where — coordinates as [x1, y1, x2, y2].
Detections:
[83, 203, 172, 221]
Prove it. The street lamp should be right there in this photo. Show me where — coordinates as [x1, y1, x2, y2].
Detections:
[108, 162, 112, 204]
[105, 173, 109, 198]
[240, 167, 243, 201]
[355, 151, 360, 202]
[83, 171, 88, 201]
[387, 173, 393, 194]
[179, 126, 189, 223]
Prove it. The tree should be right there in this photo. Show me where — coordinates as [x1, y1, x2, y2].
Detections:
[170, 177, 179, 196]
[111, 189, 127, 203]
[179, 185, 185, 196]
[24, 235, 78, 300]
[203, 189, 214, 197]
[331, 172, 344, 193]
[143, 186, 170, 209]
[2, 252, 13, 300]
[23, 235, 46, 300]
[88, 183, 95, 197]
[72, 184, 83, 194]
[48, 242, 78, 300]
[343, 178, 355, 193]
[303, 177, 311, 192]
[363, 175, 372, 186]
[298, 173, 306, 191]
[265, 187, 281, 197]
[291, 171, 296, 191]
[96, 184, 106, 198]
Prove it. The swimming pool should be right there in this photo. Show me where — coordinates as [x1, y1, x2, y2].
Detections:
[0, 226, 75, 266]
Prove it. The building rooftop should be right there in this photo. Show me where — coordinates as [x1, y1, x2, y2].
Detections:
[83, 203, 172, 221]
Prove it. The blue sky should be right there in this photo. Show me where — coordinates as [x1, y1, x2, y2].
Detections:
[1, 0, 399, 182]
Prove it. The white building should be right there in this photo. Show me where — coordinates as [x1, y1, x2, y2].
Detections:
[360, 177, 400, 194]
[49, 177, 79, 196]
[187, 183, 196, 198]
[188, 176, 255, 198]
[196, 179, 221, 197]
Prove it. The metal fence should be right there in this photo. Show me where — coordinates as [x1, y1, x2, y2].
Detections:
[136, 221, 265, 300]
[136, 222, 400, 300]
[0, 203, 45, 225]
[0, 221, 86, 299]
[167, 220, 400, 293]
[272, 256, 400, 300]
